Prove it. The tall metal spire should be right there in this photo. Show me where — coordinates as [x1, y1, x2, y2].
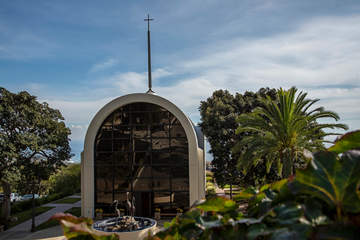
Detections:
[144, 14, 154, 93]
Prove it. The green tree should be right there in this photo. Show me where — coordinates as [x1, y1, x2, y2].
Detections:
[199, 88, 278, 196]
[45, 163, 81, 196]
[233, 87, 348, 178]
[0, 87, 72, 228]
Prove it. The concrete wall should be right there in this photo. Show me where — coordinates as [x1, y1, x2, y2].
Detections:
[81, 93, 205, 218]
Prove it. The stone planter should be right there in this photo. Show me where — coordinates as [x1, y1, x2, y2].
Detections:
[93, 216, 157, 240]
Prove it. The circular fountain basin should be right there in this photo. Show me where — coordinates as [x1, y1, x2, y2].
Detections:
[93, 216, 157, 240]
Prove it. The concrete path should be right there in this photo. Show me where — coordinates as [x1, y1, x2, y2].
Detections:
[214, 183, 226, 197]
[0, 195, 81, 240]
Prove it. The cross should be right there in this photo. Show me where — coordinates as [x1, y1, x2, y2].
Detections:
[144, 14, 154, 93]
[144, 14, 154, 31]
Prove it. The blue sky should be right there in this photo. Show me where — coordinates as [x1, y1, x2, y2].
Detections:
[1, 0, 360, 162]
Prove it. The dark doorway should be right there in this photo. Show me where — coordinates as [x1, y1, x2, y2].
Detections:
[134, 192, 153, 217]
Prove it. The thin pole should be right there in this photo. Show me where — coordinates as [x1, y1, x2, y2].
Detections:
[144, 14, 154, 93]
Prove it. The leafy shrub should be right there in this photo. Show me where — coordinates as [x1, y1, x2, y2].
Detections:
[206, 176, 213, 182]
[11, 192, 68, 214]
[146, 130, 360, 239]
[54, 131, 360, 240]
[206, 171, 214, 177]
[45, 164, 80, 196]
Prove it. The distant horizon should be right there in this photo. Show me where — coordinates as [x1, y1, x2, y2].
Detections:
[1, 0, 359, 162]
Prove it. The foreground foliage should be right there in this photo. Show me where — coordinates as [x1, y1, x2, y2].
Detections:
[148, 130, 360, 240]
[52, 213, 120, 240]
[55, 131, 360, 239]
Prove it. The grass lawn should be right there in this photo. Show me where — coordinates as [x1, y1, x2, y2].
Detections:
[53, 197, 80, 204]
[34, 207, 81, 232]
[9, 206, 54, 228]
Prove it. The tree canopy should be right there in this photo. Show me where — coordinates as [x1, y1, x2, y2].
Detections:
[233, 87, 348, 178]
[0, 87, 72, 226]
[199, 88, 278, 188]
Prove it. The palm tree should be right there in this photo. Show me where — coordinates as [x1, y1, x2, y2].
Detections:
[233, 87, 348, 178]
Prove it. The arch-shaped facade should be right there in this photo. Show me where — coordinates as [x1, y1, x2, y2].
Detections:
[81, 93, 205, 218]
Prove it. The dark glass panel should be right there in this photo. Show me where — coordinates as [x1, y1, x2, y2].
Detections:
[94, 204, 113, 214]
[147, 104, 167, 112]
[173, 192, 189, 208]
[96, 139, 112, 152]
[97, 129, 112, 139]
[113, 139, 130, 152]
[152, 152, 170, 165]
[133, 152, 151, 165]
[170, 152, 188, 165]
[113, 178, 131, 192]
[113, 110, 130, 126]
[133, 125, 149, 138]
[134, 139, 151, 151]
[131, 112, 150, 125]
[113, 111, 122, 126]
[151, 124, 169, 138]
[170, 125, 186, 138]
[114, 192, 129, 203]
[95, 152, 113, 165]
[95, 165, 113, 192]
[102, 115, 113, 130]
[113, 126, 131, 139]
[131, 102, 151, 112]
[133, 166, 152, 178]
[113, 164, 131, 178]
[170, 138, 188, 153]
[152, 138, 170, 151]
[172, 178, 189, 191]
[96, 192, 113, 205]
[151, 111, 169, 125]
[113, 152, 130, 166]
[153, 192, 172, 207]
[172, 165, 189, 178]
[153, 178, 170, 191]
[152, 166, 170, 178]
[133, 178, 152, 191]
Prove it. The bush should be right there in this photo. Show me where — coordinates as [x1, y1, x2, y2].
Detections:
[54, 131, 360, 240]
[45, 164, 80, 196]
[11, 192, 68, 214]
[146, 130, 360, 239]
[206, 171, 213, 177]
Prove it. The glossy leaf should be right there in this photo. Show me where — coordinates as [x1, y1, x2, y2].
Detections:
[52, 213, 119, 240]
[293, 150, 360, 219]
[328, 130, 360, 154]
[196, 197, 236, 212]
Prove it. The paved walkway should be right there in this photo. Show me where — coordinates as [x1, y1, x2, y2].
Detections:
[0, 195, 81, 240]
[214, 183, 226, 197]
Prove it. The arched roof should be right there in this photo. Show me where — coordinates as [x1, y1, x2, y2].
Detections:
[84, 93, 202, 151]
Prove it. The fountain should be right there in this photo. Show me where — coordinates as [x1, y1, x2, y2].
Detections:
[92, 192, 157, 240]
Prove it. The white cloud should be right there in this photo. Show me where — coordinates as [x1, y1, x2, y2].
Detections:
[90, 58, 118, 72]
[37, 15, 360, 156]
